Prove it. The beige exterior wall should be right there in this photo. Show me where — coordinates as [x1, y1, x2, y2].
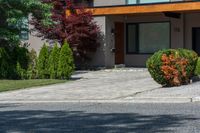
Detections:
[185, 12, 200, 50]
[26, 33, 46, 55]
[94, 0, 125, 7]
[26, 16, 47, 55]
[93, 0, 186, 7]
[87, 16, 106, 67]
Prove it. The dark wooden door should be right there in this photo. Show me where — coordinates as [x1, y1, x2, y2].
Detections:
[193, 27, 200, 55]
[115, 22, 124, 64]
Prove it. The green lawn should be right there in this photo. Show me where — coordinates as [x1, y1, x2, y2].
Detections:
[0, 79, 67, 92]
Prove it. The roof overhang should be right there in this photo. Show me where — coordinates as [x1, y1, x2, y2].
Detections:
[86, 1, 200, 16]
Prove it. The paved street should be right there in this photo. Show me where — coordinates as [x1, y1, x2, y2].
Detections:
[0, 68, 200, 103]
[0, 102, 200, 133]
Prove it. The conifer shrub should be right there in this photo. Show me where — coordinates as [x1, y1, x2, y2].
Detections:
[14, 45, 29, 70]
[146, 49, 198, 87]
[58, 41, 74, 79]
[37, 43, 50, 79]
[0, 46, 31, 79]
[27, 49, 38, 79]
[49, 43, 60, 79]
[16, 62, 27, 79]
[0, 48, 10, 79]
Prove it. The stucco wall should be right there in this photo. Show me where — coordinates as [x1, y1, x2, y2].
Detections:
[26, 16, 46, 55]
[93, 0, 125, 7]
[26, 32, 46, 55]
[27, 16, 107, 67]
[185, 12, 200, 50]
[88, 16, 106, 67]
[93, 0, 186, 7]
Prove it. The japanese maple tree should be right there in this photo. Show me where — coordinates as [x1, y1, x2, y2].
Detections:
[32, 0, 100, 61]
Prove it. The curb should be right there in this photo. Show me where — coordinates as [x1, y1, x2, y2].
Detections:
[123, 97, 192, 103]
[0, 97, 199, 104]
[191, 97, 200, 102]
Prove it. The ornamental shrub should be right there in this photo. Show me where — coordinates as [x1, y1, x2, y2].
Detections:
[0, 48, 10, 79]
[37, 43, 50, 79]
[13, 45, 30, 70]
[12, 45, 30, 79]
[16, 62, 27, 80]
[48, 43, 60, 79]
[58, 41, 74, 79]
[27, 49, 38, 79]
[195, 57, 200, 75]
[146, 49, 198, 87]
[0, 45, 31, 79]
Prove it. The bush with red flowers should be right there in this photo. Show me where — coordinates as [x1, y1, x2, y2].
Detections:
[146, 49, 198, 87]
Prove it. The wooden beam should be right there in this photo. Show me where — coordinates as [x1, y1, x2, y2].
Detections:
[86, 2, 200, 16]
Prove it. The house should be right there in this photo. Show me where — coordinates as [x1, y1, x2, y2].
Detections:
[86, 0, 200, 67]
[28, 0, 200, 67]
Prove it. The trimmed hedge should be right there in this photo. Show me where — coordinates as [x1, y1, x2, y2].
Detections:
[37, 44, 50, 79]
[0, 41, 75, 80]
[0, 45, 30, 79]
[58, 41, 74, 79]
[0, 48, 10, 79]
[27, 49, 38, 79]
[146, 49, 198, 87]
[195, 57, 200, 75]
[48, 43, 60, 79]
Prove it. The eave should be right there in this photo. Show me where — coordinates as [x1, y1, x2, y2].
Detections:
[86, 1, 200, 16]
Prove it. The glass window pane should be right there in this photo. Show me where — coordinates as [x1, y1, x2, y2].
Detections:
[127, 0, 137, 4]
[20, 17, 29, 40]
[139, 22, 170, 53]
[127, 24, 137, 53]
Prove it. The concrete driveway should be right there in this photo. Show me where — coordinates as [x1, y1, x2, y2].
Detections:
[0, 68, 161, 102]
[0, 68, 200, 103]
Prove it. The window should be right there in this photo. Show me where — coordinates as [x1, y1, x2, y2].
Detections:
[8, 17, 29, 40]
[127, 0, 137, 4]
[127, 22, 170, 54]
[19, 17, 29, 40]
[127, 24, 137, 53]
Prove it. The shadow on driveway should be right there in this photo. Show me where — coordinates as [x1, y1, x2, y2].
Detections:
[0, 110, 198, 133]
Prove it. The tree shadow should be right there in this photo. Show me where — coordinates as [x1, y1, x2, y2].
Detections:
[0, 104, 21, 109]
[0, 109, 198, 133]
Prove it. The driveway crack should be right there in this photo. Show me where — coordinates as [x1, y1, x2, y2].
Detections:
[112, 87, 162, 100]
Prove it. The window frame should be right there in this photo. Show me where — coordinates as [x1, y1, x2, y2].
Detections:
[126, 21, 171, 55]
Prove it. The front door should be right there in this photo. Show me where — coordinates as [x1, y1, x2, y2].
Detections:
[192, 28, 200, 55]
[115, 22, 124, 64]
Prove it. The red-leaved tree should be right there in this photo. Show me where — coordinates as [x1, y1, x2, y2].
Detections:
[31, 0, 100, 61]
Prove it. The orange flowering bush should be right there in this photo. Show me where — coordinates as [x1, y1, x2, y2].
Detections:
[147, 49, 198, 87]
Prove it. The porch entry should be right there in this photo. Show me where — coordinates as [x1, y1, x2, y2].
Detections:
[115, 22, 125, 64]
[193, 27, 200, 55]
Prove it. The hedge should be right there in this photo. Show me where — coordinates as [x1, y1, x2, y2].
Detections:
[146, 49, 198, 87]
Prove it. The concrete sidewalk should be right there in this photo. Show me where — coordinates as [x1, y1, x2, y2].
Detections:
[0, 68, 200, 103]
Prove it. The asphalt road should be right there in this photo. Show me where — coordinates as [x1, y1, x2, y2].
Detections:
[0, 102, 200, 133]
